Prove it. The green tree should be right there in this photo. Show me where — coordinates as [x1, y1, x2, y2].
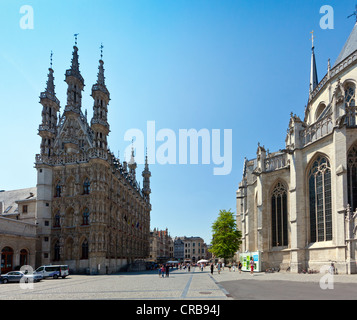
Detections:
[209, 209, 242, 262]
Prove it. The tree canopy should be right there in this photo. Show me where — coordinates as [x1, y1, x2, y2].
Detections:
[209, 209, 242, 261]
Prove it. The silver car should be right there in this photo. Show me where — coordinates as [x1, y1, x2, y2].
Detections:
[0, 271, 43, 284]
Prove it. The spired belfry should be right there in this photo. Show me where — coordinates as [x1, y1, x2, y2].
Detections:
[35, 38, 151, 274]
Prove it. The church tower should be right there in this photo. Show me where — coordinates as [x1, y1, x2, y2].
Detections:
[91, 45, 110, 151]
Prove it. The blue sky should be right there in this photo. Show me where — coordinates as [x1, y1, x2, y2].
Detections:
[0, 0, 356, 244]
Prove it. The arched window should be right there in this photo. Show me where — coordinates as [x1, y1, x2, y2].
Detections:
[347, 144, 357, 212]
[82, 208, 90, 225]
[308, 156, 332, 242]
[1, 247, 14, 273]
[345, 84, 356, 126]
[83, 178, 90, 195]
[54, 241, 61, 261]
[81, 240, 89, 259]
[271, 182, 288, 247]
[315, 103, 326, 122]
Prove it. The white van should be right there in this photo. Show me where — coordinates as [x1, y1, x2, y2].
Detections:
[35, 265, 69, 279]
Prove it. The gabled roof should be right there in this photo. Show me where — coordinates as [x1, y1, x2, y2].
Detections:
[334, 22, 357, 67]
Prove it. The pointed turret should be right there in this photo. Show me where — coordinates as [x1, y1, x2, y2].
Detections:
[39, 51, 60, 157]
[128, 142, 137, 180]
[142, 151, 151, 199]
[309, 31, 318, 96]
[91, 44, 110, 151]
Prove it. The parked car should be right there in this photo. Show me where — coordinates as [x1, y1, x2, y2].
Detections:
[34, 265, 69, 279]
[0, 271, 42, 284]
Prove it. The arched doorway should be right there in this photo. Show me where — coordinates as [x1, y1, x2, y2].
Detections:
[1, 247, 14, 273]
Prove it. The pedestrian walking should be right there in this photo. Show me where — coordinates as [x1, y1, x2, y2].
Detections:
[217, 263, 221, 274]
[250, 257, 255, 275]
[238, 261, 242, 273]
[161, 265, 165, 278]
[210, 263, 214, 275]
[165, 264, 170, 277]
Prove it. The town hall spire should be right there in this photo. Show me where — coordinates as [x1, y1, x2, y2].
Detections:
[38, 51, 60, 157]
[91, 43, 110, 151]
[64, 34, 84, 115]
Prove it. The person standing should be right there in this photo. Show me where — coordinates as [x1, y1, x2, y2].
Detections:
[217, 263, 221, 274]
[250, 257, 255, 275]
[210, 263, 214, 275]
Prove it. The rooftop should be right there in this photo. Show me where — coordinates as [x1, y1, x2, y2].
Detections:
[0, 187, 36, 216]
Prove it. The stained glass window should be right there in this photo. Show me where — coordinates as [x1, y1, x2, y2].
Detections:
[308, 156, 332, 242]
[271, 182, 288, 247]
[347, 145, 357, 212]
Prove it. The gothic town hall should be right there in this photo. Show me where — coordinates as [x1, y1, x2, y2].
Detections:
[3, 41, 152, 274]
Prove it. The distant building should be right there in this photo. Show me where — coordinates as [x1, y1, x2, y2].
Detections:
[173, 237, 184, 262]
[174, 236, 209, 263]
[149, 228, 173, 263]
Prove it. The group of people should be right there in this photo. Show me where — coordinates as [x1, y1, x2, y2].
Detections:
[158, 264, 172, 278]
[209, 262, 243, 274]
[210, 257, 256, 275]
[157, 258, 256, 277]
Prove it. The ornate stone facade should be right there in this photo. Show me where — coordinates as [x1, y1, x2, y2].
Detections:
[35, 43, 151, 274]
[237, 24, 357, 274]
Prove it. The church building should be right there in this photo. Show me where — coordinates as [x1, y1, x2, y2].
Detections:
[236, 23, 357, 274]
[34, 40, 152, 274]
